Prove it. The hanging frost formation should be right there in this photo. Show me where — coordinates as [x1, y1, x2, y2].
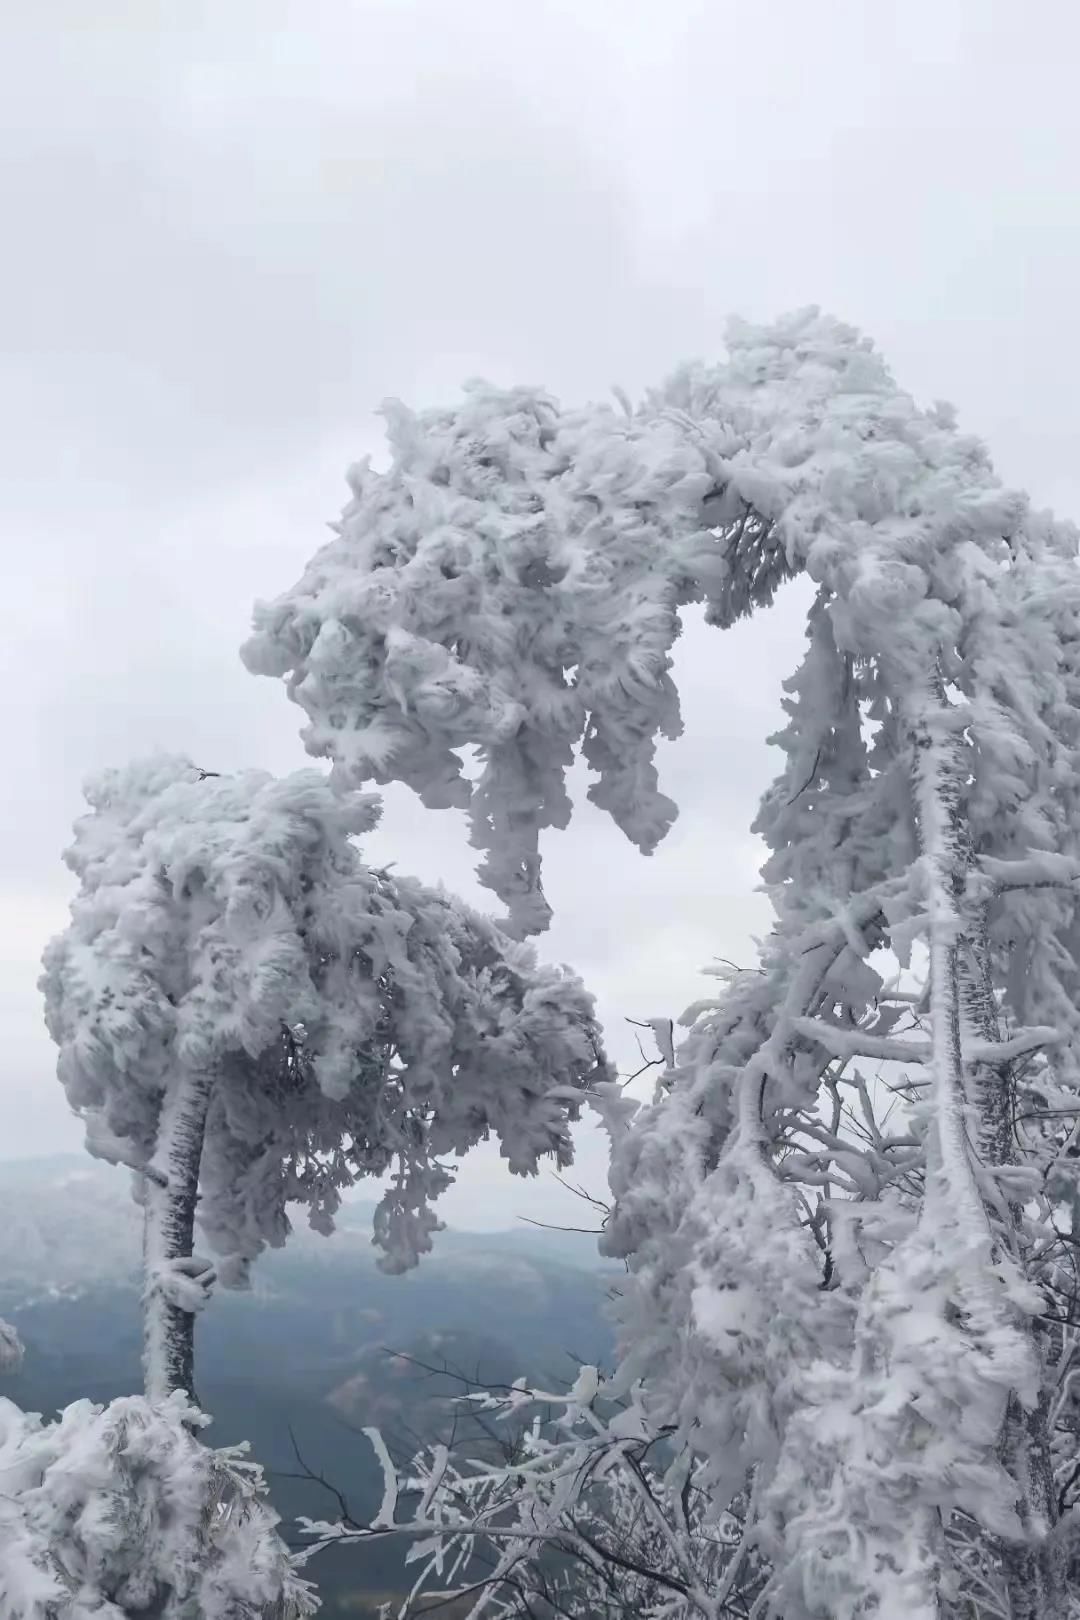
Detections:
[244, 309, 1080, 1616]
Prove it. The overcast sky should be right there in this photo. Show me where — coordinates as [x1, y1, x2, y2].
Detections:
[2, 0, 1079, 1234]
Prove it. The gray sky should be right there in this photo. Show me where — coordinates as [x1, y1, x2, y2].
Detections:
[2, 0, 1079, 1231]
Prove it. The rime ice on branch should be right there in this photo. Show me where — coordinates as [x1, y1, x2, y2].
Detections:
[0, 1391, 315, 1619]
[246, 310, 1080, 1616]
[41, 758, 605, 1402]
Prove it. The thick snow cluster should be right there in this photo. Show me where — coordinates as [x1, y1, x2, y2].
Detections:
[242, 311, 1074, 945]
[0, 1392, 314, 1618]
[41, 759, 605, 1279]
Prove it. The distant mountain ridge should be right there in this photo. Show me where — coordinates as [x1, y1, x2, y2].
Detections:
[0, 1153, 609, 1298]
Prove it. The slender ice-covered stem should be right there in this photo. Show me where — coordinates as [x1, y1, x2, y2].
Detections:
[142, 1064, 214, 1404]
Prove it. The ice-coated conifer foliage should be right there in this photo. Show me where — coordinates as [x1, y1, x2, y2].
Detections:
[253, 311, 1080, 1616]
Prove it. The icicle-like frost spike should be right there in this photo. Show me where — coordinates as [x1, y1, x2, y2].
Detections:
[364, 1427, 400, 1529]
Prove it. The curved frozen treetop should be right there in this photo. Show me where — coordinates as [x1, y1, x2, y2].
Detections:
[242, 306, 1077, 935]
[41, 758, 604, 1274]
[241, 309, 1080, 1612]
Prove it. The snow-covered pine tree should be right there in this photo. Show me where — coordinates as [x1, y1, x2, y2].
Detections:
[243, 309, 1080, 1617]
[42, 757, 604, 1405]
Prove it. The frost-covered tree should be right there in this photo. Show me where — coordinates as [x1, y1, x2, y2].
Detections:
[42, 758, 604, 1404]
[0, 1390, 315, 1618]
[243, 308, 1080, 1617]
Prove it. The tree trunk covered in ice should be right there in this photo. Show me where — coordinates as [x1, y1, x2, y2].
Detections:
[914, 680, 1066, 1618]
[142, 1065, 214, 1405]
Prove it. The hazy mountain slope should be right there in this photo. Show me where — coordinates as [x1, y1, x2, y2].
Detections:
[0, 1155, 143, 1296]
[0, 1156, 615, 1614]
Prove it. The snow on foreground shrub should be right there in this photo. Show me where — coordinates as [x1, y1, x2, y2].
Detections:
[0, 1391, 315, 1619]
